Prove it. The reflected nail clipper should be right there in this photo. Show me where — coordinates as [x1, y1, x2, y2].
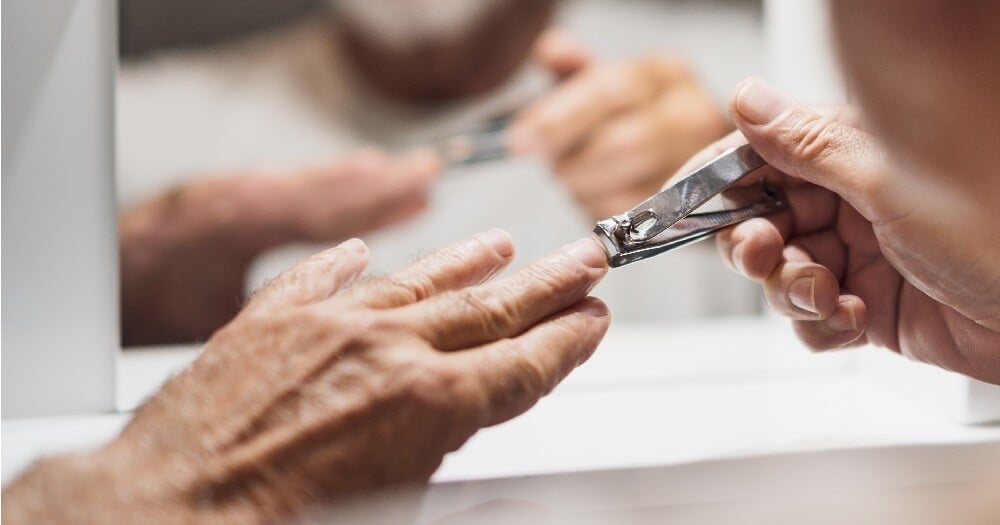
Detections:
[593, 144, 788, 267]
[431, 112, 515, 167]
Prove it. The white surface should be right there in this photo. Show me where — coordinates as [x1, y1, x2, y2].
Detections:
[861, 349, 1000, 424]
[420, 443, 1000, 524]
[5, 318, 1000, 488]
[435, 320, 1000, 481]
[2, 0, 118, 417]
[764, 0, 845, 104]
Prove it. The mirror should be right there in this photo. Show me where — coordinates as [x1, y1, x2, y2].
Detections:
[116, 0, 765, 348]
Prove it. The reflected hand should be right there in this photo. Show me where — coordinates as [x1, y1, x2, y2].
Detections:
[697, 78, 1000, 382]
[119, 149, 440, 345]
[5, 231, 610, 523]
[508, 30, 727, 220]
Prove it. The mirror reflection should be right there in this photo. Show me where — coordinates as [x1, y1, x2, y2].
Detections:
[116, 0, 763, 346]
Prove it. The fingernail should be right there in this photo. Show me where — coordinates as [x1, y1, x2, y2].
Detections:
[826, 298, 858, 332]
[788, 276, 818, 314]
[562, 238, 609, 269]
[401, 148, 442, 176]
[732, 241, 748, 276]
[475, 228, 515, 258]
[736, 78, 791, 125]
[506, 124, 537, 155]
[339, 238, 368, 253]
[578, 299, 610, 318]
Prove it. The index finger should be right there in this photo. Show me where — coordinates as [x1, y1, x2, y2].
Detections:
[451, 297, 611, 427]
[393, 237, 608, 350]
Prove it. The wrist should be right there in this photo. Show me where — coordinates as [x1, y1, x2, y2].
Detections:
[2, 448, 193, 525]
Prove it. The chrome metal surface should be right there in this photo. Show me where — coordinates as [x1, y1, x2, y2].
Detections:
[433, 114, 512, 167]
[594, 145, 786, 267]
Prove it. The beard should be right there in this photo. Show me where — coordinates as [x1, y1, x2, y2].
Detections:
[327, 0, 510, 50]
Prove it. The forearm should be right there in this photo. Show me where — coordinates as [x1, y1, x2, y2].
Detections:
[120, 175, 294, 267]
[119, 175, 293, 345]
[1, 449, 186, 525]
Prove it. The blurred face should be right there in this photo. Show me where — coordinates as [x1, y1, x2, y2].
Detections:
[329, 0, 556, 102]
[829, 0, 1000, 189]
[330, 0, 510, 50]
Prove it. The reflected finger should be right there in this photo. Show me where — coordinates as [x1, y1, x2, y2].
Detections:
[554, 112, 672, 199]
[509, 64, 659, 158]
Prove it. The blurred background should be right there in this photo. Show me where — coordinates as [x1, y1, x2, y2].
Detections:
[116, 0, 765, 341]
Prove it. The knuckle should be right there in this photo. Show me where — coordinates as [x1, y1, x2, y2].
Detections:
[455, 287, 516, 339]
[363, 310, 408, 336]
[382, 271, 437, 304]
[508, 343, 554, 396]
[603, 122, 648, 157]
[593, 67, 636, 109]
[350, 149, 390, 173]
[552, 157, 578, 180]
[404, 357, 470, 414]
[531, 255, 592, 293]
[639, 54, 691, 84]
[327, 309, 385, 346]
[783, 113, 843, 166]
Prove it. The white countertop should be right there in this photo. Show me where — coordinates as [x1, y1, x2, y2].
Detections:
[5, 317, 1000, 490]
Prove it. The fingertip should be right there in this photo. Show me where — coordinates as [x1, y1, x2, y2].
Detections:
[827, 295, 867, 334]
[575, 296, 611, 320]
[400, 148, 444, 181]
[730, 239, 749, 276]
[765, 262, 840, 320]
[715, 229, 739, 272]
[731, 77, 792, 127]
[474, 228, 515, 259]
[730, 219, 784, 281]
[728, 77, 758, 111]
[337, 237, 370, 257]
[785, 270, 839, 318]
[505, 122, 539, 156]
[534, 28, 592, 78]
[793, 295, 868, 351]
[561, 237, 610, 271]
[812, 271, 842, 318]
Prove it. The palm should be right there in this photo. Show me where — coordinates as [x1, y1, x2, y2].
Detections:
[774, 167, 1000, 382]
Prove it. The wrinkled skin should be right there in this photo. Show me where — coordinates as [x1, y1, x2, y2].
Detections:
[690, 0, 1000, 383]
[120, 149, 440, 346]
[509, 30, 728, 220]
[4, 231, 610, 523]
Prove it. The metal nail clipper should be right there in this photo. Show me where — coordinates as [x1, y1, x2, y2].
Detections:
[432, 113, 514, 167]
[593, 144, 788, 267]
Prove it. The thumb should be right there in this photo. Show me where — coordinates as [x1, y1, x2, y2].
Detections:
[532, 29, 594, 80]
[729, 77, 904, 224]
